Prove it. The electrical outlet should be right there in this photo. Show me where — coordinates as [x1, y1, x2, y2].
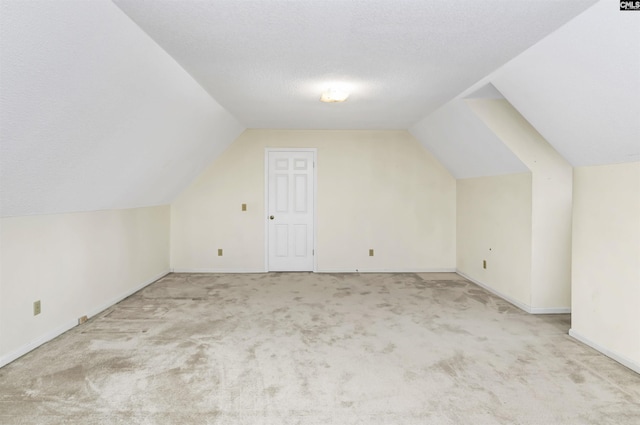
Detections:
[78, 315, 88, 325]
[33, 300, 41, 316]
[369, 249, 374, 257]
[241, 203, 247, 211]
[218, 248, 223, 256]
[483, 260, 487, 269]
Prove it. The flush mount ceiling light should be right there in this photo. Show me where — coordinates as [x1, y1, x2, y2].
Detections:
[320, 88, 349, 103]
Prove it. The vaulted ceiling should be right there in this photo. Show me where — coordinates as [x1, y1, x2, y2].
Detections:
[1, 0, 244, 216]
[411, 0, 640, 176]
[113, 0, 597, 130]
[1, 0, 637, 217]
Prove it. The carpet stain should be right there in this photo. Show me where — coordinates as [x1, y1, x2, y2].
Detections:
[570, 372, 586, 384]
[1, 272, 638, 425]
[433, 353, 468, 378]
[264, 386, 280, 397]
[382, 343, 396, 354]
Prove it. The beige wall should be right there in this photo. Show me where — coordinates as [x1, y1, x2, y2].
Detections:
[457, 173, 533, 307]
[467, 99, 573, 310]
[171, 129, 456, 272]
[0, 206, 170, 365]
[571, 162, 640, 371]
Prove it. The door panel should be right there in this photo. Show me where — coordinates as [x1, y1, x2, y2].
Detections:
[275, 225, 288, 257]
[275, 174, 288, 212]
[268, 151, 314, 271]
[294, 224, 307, 257]
[294, 175, 307, 212]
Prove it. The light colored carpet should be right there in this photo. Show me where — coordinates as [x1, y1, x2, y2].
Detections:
[1, 272, 638, 424]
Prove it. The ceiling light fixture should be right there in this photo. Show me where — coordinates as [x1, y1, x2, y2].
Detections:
[320, 88, 349, 103]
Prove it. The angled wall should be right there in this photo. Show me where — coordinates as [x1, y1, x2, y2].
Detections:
[409, 100, 528, 179]
[0, 0, 242, 366]
[417, 0, 639, 371]
[491, 0, 640, 166]
[474, 0, 639, 371]
[0, 0, 244, 217]
[467, 99, 573, 311]
[411, 91, 572, 313]
[171, 130, 456, 272]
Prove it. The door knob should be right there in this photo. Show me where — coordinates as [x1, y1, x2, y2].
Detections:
[269, 215, 274, 220]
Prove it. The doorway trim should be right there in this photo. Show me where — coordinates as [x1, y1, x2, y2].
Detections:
[264, 148, 318, 272]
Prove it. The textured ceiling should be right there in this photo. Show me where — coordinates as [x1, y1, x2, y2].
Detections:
[410, 97, 528, 179]
[0, 0, 244, 217]
[490, 0, 640, 166]
[113, 0, 597, 129]
[2, 0, 630, 218]
[410, 0, 639, 174]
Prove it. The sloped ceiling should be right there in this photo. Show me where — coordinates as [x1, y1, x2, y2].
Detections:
[0, 0, 244, 217]
[2, 0, 629, 218]
[410, 97, 528, 179]
[113, 0, 596, 129]
[490, 0, 640, 166]
[410, 0, 638, 176]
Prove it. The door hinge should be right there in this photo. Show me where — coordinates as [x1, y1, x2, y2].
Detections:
[312, 249, 315, 255]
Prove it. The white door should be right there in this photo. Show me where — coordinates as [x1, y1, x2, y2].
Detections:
[267, 150, 315, 271]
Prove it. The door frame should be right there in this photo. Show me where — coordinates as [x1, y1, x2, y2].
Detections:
[264, 148, 318, 272]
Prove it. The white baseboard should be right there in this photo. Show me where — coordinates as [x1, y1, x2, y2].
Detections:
[0, 319, 78, 369]
[530, 306, 572, 314]
[0, 269, 170, 369]
[457, 270, 531, 313]
[84, 269, 171, 319]
[569, 329, 640, 375]
[316, 268, 457, 273]
[172, 268, 457, 274]
[456, 270, 570, 315]
[171, 268, 267, 273]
